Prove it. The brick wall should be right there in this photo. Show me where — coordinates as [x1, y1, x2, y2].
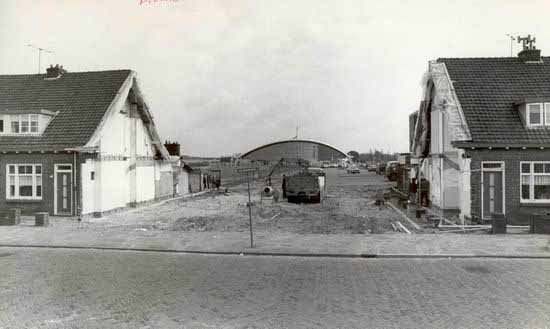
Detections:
[466, 148, 550, 224]
[0, 152, 82, 216]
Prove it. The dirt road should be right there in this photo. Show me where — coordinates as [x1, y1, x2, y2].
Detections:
[96, 168, 399, 234]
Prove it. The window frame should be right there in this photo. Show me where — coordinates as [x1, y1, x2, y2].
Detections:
[545, 103, 550, 126]
[5, 164, 43, 200]
[526, 103, 544, 127]
[1, 114, 41, 135]
[520, 161, 550, 203]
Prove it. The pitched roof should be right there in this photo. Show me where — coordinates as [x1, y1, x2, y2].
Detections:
[438, 56, 550, 145]
[0, 69, 132, 151]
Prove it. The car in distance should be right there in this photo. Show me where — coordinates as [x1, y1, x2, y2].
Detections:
[346, 165, 360, 174]
[367, 164, 378, 172]
[384, 161, 400, 181]
[307, 167, 325, 175]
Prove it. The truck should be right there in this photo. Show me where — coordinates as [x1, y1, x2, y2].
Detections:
[384, 161, 400, 181]
[286, 170, 326, 203]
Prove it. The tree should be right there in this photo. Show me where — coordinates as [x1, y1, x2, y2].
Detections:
[347, 150, 359, 160]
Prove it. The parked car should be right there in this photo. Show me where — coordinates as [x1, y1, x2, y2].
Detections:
[307, 167, 325, 175]
[367, 164, 378, 172]
[347, 165, 360, 174]
[384, 161, 400, 181]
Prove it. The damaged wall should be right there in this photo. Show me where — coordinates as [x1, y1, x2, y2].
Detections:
[412, 61, 473, 214]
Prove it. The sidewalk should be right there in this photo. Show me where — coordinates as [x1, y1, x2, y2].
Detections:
[1, 221, 549, 258]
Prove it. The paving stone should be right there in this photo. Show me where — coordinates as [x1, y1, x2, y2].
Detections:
[0, 248, 548, 328]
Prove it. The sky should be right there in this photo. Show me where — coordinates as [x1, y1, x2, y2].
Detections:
[1, 0, 550, 157]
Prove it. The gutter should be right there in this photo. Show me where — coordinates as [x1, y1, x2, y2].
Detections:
[452, 142, 550, 149]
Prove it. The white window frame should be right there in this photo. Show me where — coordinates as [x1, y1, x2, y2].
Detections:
[526, 103, 543, 127]
[545, 103, 550, 126]
[1, 114, 40, 135]
[520, 161, 550, 203]
[5, 164, 43, 200]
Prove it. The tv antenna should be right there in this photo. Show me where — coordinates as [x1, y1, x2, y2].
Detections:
[505, 34, 516, 57]
[517, 34, 536, 50]
[26, 44, 54, 73]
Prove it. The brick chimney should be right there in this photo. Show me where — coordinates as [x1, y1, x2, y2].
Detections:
[518, 48, 541, 62]
[46, 64, 67, 78]
[164, 141, 180, 156]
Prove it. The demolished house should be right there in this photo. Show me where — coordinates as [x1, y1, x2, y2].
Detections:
[411, 36, 550, 225]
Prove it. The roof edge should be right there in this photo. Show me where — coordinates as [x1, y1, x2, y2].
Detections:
[240, 139, 349, 160]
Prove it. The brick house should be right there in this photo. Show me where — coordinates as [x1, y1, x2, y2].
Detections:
[411, 41, 550, 224]
[0, 65, 175, 217]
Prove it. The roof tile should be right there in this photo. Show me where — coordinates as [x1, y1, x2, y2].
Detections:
[0, 70, 131, 150]
[438, 56, 550, 144]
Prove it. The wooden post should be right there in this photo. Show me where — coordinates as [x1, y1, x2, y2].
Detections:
[247, 172, 253, 248]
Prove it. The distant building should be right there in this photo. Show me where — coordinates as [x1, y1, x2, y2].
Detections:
[241, 139, 349, 163]
[0, 65, 177, 217]
[410, 40, 550, 224]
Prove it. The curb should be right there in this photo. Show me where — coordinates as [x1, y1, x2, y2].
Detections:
[1, 244, 550, 259]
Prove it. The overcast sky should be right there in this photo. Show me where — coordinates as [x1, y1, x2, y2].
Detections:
[1, 0, 550, 156]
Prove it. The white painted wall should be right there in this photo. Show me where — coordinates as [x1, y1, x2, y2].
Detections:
[81, 159, 95, 215]
[82, 93, 166, 214]
[178, 170, 190, 195]
[459, 154, 471, 219]
[136, 165, 155, 202]
[430, 157, 442, 208]
[99, 160, 129, 212]
[442, 156, 459, 209]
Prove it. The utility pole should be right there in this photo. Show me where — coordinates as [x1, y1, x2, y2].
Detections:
[26, 44, 54, 73]
[505, 34, 515, 57]
[237, 167, 258, 248]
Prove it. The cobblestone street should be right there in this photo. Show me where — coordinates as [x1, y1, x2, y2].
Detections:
[0, 247, 548, 329]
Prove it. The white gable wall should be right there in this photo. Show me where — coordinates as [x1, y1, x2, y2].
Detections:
[80, 75, 171, 216]
[422, 62, 471, 216]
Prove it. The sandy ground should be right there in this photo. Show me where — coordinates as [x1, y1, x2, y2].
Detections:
[92, 168, 399, 234]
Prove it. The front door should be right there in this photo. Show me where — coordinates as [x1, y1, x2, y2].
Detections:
[482, 170, 503, 219]
[55, 165, 73, 215]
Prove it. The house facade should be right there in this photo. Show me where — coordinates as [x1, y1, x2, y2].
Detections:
[0, 65, 176, 217]
[411, 41, 550, 224]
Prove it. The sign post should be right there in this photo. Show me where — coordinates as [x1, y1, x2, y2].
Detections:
[237, 168, 258, 248]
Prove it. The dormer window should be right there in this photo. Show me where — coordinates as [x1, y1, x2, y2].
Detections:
[518, 102, 550, 128]
[527, 103, 543, 126]
[0, 112, 55, 136]
[9, 114, 39, 134]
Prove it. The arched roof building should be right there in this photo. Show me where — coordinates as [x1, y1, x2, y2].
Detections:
[240, 139, 348, 162]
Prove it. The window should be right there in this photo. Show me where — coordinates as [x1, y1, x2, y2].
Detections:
[30, 115, 39, 133]
[527, 103, 543, 126]
[10, 115, 19, 133]
[520, 162, 550, 202]
[2, 115, 41, 134]
[546, 103, 550, 126]
[20, 114, 29, 133]
[6, 164, 42, 200]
